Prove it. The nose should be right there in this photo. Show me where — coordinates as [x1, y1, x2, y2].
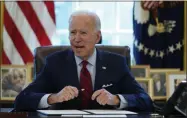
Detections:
[74, 33, 82, 42]
[17, 79, 21, 83]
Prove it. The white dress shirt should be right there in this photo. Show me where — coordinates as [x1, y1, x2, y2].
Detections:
[38, 48, 128, 109]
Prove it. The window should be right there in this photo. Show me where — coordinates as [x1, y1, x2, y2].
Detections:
[52, 2, 134, 63]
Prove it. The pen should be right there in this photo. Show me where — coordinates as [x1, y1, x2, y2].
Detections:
[80, 89, 85, 91]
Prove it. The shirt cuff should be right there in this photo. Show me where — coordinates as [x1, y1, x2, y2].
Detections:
[38, 94, 51, 109]
[116, 94, 128, 109]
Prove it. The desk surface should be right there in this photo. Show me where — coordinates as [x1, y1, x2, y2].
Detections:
[0, 108, 186, 118]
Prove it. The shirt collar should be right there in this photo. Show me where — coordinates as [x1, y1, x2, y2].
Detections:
[75, 48, 97, 66]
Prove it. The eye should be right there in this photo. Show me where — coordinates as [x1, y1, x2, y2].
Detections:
[70, 31, 76, 35]
[80, 31, 87, 35]
[20, 75, 23, 78]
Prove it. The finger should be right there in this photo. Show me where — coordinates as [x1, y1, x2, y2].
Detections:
[63, 94, 69, 101]
[63, 86, 78, 100]
[60, 96, 66, 102]
[96, 91, 107, 105]
[67, 87, 76, 98]
[91, 89, 104, 100]
[96, 96, 102, 105]
[66, 86, 78, 97]
[97, 95, 107, 105]
[67, 88, 77, 100]
[98, 96, 107, 105]
[101, 98, 108, 106]
[68, 93, 75, 100]
[70, 86, 79, 97]
[63, 86, 69, 93]
[62, 87, 70, 100]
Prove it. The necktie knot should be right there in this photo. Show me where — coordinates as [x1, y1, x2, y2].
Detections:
[82, 60, 88, 68]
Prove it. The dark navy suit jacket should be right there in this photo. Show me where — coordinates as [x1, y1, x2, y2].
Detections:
[14, 49, 153, 112]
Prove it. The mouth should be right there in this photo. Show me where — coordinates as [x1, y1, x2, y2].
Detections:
[75, 46, 84, 49]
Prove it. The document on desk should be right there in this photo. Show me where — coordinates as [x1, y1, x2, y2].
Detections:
[83, 114, 127, 117]
[83, 110, 137, 115]
[37, 110, 89, 116]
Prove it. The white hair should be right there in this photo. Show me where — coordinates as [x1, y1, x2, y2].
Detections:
[69, 10, 101, 31]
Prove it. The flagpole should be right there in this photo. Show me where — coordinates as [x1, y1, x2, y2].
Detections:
[0, 1, 4, 66]
[184, 1, 187, 72]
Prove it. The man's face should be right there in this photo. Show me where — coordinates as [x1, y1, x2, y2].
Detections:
[69, 15, 101, 59]
[11, 69, 26, 88]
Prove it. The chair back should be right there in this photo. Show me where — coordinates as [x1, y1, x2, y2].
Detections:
[34, 45, 131, 75]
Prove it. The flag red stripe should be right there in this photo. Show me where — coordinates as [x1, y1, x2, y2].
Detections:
[18, 1, 52, 46]
[2, 50, 11, 64]
[2, 1, 55, 64]
[44, 1, 56, 24]
[4, 7, 33, 63]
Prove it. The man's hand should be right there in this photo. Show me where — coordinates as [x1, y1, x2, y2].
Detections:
[91, 89, 120, 106]
[47, 86, 79, 105]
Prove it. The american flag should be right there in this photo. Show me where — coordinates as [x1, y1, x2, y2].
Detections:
[2, 1, 56, 65]
[133, 2, 184, 69]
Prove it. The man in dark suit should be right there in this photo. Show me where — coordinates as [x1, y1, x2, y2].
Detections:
[14, 10, 153, 112]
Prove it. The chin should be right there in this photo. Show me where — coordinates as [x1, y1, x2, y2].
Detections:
[75, 52, 88, 59]
[74, 52, 83, 57]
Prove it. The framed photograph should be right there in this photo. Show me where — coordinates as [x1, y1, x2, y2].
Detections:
[166, 71, 186, 100]
[0, 65, 29, 100]
[150, 69, 180, 100]
[27, 62, 34, 82]
[131, 65, 150, 78]
[136, 78, 153, 99]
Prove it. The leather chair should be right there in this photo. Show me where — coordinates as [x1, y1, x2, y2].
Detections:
[34, 45, 131, 75]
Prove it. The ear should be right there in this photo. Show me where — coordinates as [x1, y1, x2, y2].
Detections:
[95, 31, 101, 44]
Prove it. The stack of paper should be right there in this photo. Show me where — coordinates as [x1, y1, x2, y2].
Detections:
[83, 110, 137, 115]
[37, 109, 137, 117]
[37, 110, 89, 116]
[82, 114, 127, 117]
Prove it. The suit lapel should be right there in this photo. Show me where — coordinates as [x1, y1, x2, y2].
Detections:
[94, 49, 108, 91]
[66, 50, 80, 89]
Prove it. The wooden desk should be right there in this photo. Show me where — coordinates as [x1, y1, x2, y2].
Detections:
[0, 100, 14, 108]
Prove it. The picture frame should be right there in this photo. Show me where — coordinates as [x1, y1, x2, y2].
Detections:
[150, 69, 180, 100]
[166, 71, 186, 100]
[136, 78, 153, 99]
[184, 1, 187, 72]
[27, 62, 34, 82]
[131, 65, 150, 78]
[0, 65, 29, 101]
